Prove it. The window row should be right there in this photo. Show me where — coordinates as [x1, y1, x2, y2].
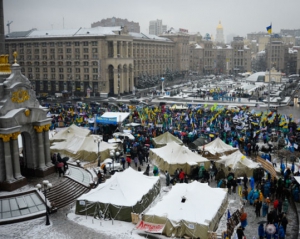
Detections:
[10, 41, 98, 48]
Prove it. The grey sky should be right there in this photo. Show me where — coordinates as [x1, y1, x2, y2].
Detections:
[4, 0, 300, 40]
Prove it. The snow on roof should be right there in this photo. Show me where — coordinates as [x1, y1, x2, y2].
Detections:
[218, 150, 260, 169]
[195, 44, 202, 49]
[78, 167, 159, 206]
[289, 48, 298, 54]
[203, 137, 236, 155]
[144, 181, 227, 224]
[246, 72, 266, 82]
[128, 32, 172, 42]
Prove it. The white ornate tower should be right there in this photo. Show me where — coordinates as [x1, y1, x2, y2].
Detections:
[216, 21, 224, 43]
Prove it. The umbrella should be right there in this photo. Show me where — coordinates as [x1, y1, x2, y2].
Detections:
[265, 224, 276, 235]
[62, 157, 69, 162]
[257, 221, 267, 224]
[57, 162, 64, 168]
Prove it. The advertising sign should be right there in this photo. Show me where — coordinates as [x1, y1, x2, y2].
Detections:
[136, 220, 165, 234]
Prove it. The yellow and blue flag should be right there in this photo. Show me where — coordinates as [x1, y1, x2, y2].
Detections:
[266, 24, 272, 34]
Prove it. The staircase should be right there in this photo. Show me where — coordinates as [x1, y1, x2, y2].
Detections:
[45, 178, 90, 209]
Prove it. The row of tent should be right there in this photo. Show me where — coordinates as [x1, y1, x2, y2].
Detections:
[76, 168, 228, 239]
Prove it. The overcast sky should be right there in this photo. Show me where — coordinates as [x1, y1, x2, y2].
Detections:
[4, 0, 300, 41]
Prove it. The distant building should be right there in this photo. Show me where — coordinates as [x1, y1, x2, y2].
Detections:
[215, 21, 224, 43]
[280, 29, 300, 37]
[247, 32, 267, 41]
[91, 17, 140, 33]
[149, 20, 167, 36]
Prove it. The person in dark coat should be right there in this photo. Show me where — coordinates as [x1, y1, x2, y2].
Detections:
[236, 225, 245, 239]
[278, 224, 285, 239]
[165, 171, 170, 186]
[254, 199, 262, 217]
[258, 223, 265, 239]
[281, 213, 288, 234]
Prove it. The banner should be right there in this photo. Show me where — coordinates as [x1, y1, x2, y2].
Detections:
[136, 220, 165, 234]
[96, 116, 117, 125]
[256, 156, 277, 178]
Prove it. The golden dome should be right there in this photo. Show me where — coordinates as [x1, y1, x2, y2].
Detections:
[217, 21, 223, 30]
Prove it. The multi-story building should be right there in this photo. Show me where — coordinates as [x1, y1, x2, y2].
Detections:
[231, 37, 251, 74]
[265, 38, 288, 72]
[215, 21, 224, 44]
[149, 20, 167, 36]
[280, 29, 300, 37]
[91, 17, 140, 33]
[5, 26, 176, 96]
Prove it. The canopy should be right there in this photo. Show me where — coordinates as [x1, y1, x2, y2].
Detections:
[152, 131, 182, 147]
[142, 181, 228, 239]
[202, 137, 238, 159]
[96, 112, 130, 125]
[150, 141, 209, 174]
[216, 150, 260, 177]
[50, 124, 91, 142]
[76, 167, 160, 222]
[188, 137, 209, 150]
[50, 134, 117, 162]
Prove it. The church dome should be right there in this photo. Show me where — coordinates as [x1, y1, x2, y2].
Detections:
[217, 21, 223, 30]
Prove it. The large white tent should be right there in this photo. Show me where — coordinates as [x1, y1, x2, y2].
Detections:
[216, 150, 260, 177]
[50, 134, 117, 162]
[202, 137, 238, 159]
[142, 181, 228, 239]
[152, 131, 183, 147]
[76, 167, 161, 222]
[150, 141, 209, 174]
[50, 124, 91, 143]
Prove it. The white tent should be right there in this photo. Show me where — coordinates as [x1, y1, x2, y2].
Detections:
[50, 134, 117, 162]
[152, 131, 182, 147]
[50, 124, 91, 143]
[142, 181, 228, 239]
[150, 141, 209, 174]
[170, 104, 188, 110]
[216, 150, 260, 177]
[76, 167, 161, 222]
[202, 137, 238, 159]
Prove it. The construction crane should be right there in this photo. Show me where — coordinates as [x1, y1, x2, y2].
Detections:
[7, 21, 13, 34]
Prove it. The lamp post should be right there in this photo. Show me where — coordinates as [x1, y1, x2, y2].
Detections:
[94, 136, 102, 167]
[36, 180, 52, 226]
[118, 73, 120, 99]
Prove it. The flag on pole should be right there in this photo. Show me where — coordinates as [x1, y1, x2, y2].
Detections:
[266, 24, 272, 34]
[227, 210, 231, 220]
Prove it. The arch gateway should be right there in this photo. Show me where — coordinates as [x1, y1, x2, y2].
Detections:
[0, 57, 53, 191]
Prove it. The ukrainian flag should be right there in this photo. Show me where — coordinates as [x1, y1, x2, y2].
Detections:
[266, 24, 272, 34]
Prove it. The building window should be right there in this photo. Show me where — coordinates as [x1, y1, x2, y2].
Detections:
[27, 49, 32, 54]
[49, 42, 54, 47]
[93, 54, 98, 59]
[50, 61, 55, 66]
[42, 61, 47, 65]
[19, 49, 24, 54]
[28, 68, 32, 72]
[76, 68, 80, 73]
[66, 55, 71, 59]
[84, 68, 89, 73]
[58, 55, 63, 60]
[92, 61, 98, 66]
[58, 48, 63, 53]
[93, 75, 98, 80]
[42, 42, 47, 47]
[75, 48, 80, 53]
[58, 61, 63, 66]
[27, 55, 32, 60]
[83, 48, 89, 53]
[34, 61, 39, 66]
[74, 42, 80, 46]
[36, 74, 40, 79]
[35, 68, 40, 72]
[51, 74, 55, 79]
[91, 41, 97, 46]
[83, 41, 88, 46]
[92, 48, 98, 53]
[75, 61, 80, 66]
[83, 61, 88, 66]
[51, 68, 55, 72]
[43, 67, 47, 72]
[26, 43, 31, 47]
[49, 55, 54, 59]
[42, 55, 47, 60]
[65, 42, 71, 47]
[84, 75, 89, 80]
[33, 43, 39, 47]
[66, 61, 72, 66]
[35, 55, 39, 60]
[93, 68, 98, 73]
[59, 68, 64, 73]
[75, 55, 80, 59]
[57, 42, 62, 47]
[43, 74, 48, 79]
[59, 74, 64, 79]
[67, 68, 72, 73]
[84, 55, 88, 59]
[66, 48, 71, 53]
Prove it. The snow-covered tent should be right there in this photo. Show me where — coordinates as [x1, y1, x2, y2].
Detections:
[216, 150, 260, 177]
[75, 167, 161, 222]
[170, 104, 188, 110]
[150, 141, 210, 174]
[50, 124, 91, 143]
[152, 131, 182, 147]
[50, 134, 117, 162]
[202, 137, 238, 159]
[141, 181, 228, 239]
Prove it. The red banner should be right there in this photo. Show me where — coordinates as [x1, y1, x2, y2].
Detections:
[136, 220, 165, 233]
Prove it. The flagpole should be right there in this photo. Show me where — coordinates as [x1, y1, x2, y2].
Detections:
[268, 34, 271, 113]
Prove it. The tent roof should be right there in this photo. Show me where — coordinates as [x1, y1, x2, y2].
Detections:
[78, 167, 159, 206]
[203, 137, 236, 155]
[144, 181, 227, 225]
[50, 124, 90, 142]
[101, 112, 130, 123]
[152, 132, 182, 146]
[150, 141, 209, 165]
[170, 104, 188, 109]
[217, 150, 260, 169]
[50, 134, 116, 155]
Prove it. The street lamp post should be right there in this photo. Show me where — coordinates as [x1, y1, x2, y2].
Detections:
[118, 73, 120, 99]
[110, 150, 120, 173]
[36, 180, 53, 226]
[94, 136, 102, 167]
